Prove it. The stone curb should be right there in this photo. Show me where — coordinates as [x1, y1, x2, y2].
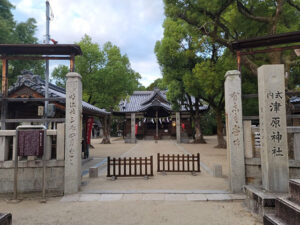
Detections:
[61, 193, 245, 202]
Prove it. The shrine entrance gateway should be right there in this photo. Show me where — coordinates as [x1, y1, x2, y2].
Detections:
[225, 66, 289, 193]
[225, 31, 300, 193]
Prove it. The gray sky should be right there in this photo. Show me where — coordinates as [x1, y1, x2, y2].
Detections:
[11, 0, 165, 86]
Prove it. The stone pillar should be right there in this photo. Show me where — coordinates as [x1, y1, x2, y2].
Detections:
[225, 70, 245, 193]
[56, 123, 65, 160]
[0, 136, 9, 161]
[64, 72, 82, 194]
[258, 65, 289, 192]
[293, 130, 300, 161]
[131, 113, 136, 143]
[176, 112, 180, 143]
[243, 120, 254, 158]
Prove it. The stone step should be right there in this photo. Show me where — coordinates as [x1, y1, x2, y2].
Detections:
[161, 135, 171, 140]
[263, 214, 285, 225]
[243, 185, 287, 216]
[275, 197, 300, 225]
[289, 179, 300, 204]
[144, 136, 154, 140]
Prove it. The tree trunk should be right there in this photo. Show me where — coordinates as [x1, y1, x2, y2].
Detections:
[101, 116, 111, 144]
[194, 114, 206, 144]
[215, 110, 226, 148]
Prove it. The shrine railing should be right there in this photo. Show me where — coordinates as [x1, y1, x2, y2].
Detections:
[107, 156, 153, 178]
[157, 153, 201, 173]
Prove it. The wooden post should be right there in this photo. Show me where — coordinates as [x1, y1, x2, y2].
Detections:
[157, 153, 160, 172]
[70, 55, 75, 72]
[124, 157, 126, 176]
[107, 157, 111, 177]
[155, 111, 158, 142]
[1, 58, 8, 130]
[139, 157, 142, 175]
[182, 154, 185, 171]
[145, 157, 148, 175]
[162, 154, 165, 171]
[172, 154, 175, 171]
[134, 157, 137, 175]
[197, 153, 201, 172]
[150, 156, 153, 176]
[113, 158, 116, 177]
[118, 158, 121, 176]
[129, 157, 132, 176]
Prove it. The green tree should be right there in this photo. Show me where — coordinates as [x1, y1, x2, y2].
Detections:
[53, 35, 142, 144]
[155, 18, 207, 144]
[147, 78, 167, 90]
[0, 0, 15, 44]
[192, 51, 236, 148]
[0, 1, 45, 87]
[163, 0, 300, 77]
[75, 34, 105, 104]
[51, 65, 69, 87]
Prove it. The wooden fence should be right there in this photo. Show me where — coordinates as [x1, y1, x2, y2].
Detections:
[157, 153, 201, 173]
[107, 156, 153, 178]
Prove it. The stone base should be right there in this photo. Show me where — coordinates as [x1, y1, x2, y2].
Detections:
[213, 164, 222, 178]
[243, 185, 287, 216]
[124, 138, 136, 143]
[89, 167, 98, 178]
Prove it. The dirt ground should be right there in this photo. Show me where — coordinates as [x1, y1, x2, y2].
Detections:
[0, 136, 262, 225]
[83, 136, 228, 192]
[0, 197, 262, 225]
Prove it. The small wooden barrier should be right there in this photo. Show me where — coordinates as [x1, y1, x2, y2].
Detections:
[157, 153, 201, 173]
[107, 156, 153, 178]
[0, 213, 12, 225]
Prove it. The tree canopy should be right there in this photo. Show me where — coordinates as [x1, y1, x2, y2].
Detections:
[163, 0, 300, 76]
[156, 0, 300, 147]
[0, 0, 45, 87]
[52, 35, 142, 112]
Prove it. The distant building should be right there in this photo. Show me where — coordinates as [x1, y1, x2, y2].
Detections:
[290, 96, 300, 126]
[116, 88, 208, 142]
[0, 72, 110, 157]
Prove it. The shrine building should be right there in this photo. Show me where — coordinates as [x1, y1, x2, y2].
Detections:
[116, 88, 208, 142]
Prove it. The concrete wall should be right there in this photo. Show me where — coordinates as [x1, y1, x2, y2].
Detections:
[0, 160, 64, 194]
[0, 128, 65, 194]
[245, 158, 300, 187]
[243, 123, 300, 186]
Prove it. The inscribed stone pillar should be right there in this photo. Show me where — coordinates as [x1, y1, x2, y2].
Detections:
[225, 70, 245, 193]
[176, 112, 180, 143]
[64, 72, 82, 194]
[258, 65, 289, 192]
[131, 113, 136, 143]
[243, 120, 254, 158]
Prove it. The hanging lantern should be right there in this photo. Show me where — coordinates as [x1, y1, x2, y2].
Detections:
[172, 121, 176, 127]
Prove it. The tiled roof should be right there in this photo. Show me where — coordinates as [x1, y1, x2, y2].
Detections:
[290, 96, 300, 104]
[119, 88, 208, 113]
[8, 73, 110, 116]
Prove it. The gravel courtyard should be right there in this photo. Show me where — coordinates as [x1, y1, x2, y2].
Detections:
[82, 136, 228, 192]
[0, 136, 262, 225]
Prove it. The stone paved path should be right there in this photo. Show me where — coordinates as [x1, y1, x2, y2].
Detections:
[61, 193, 245, 202]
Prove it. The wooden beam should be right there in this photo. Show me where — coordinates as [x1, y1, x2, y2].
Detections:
[2, 97, 65, 102]
[4, 118, 65, 123]
[0, 56, 71, 60]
